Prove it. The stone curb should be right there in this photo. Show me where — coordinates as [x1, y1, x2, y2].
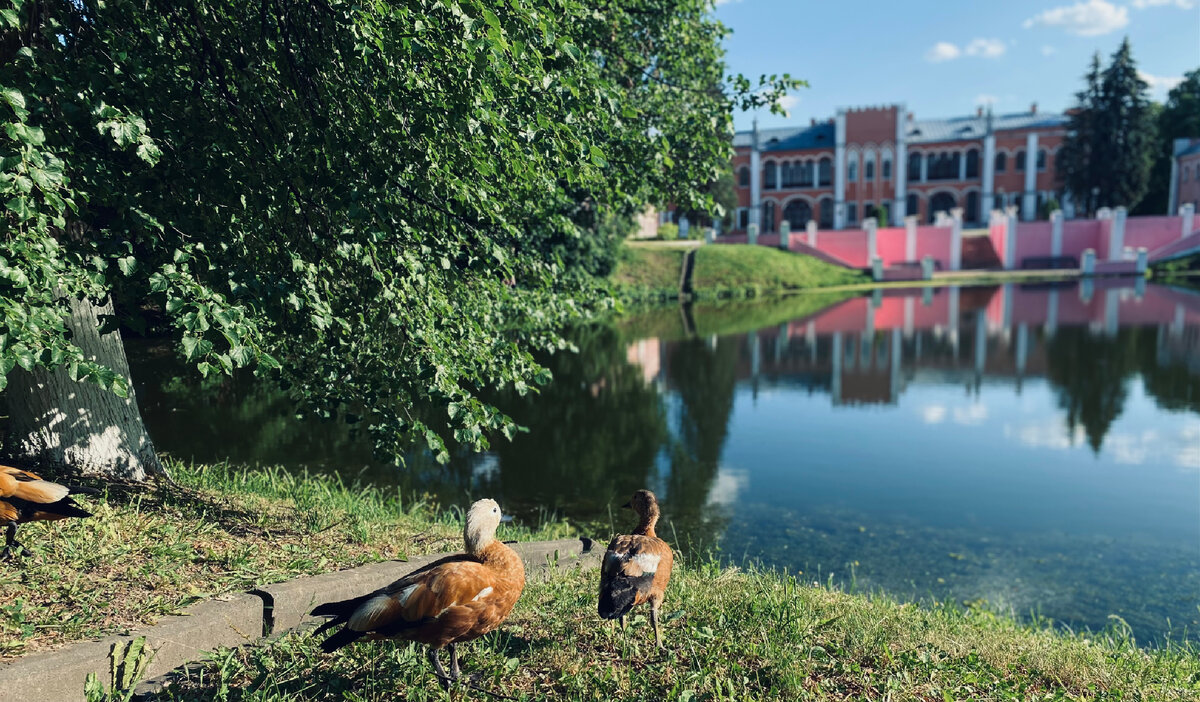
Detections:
[0, 538, 599, 702]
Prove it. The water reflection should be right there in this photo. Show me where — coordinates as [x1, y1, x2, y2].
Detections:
[125, 281, 1200, 643]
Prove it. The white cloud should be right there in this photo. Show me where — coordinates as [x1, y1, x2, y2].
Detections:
[1041, 45, 1057, 56]
[921, 404, 948, 423]
[965, 38, 1007, 58]
[1140, 70, 1184, 97]
[975, 93, 999, 106]
[777, 94, 799, 117]
[953, 404, 989, 426]
[706, 466, 748, 507]
[1023, 0, 1129, 36]
[714, 0, 742, 5]
[926, 42, 962, 63]
[1132, 0, 1194, 8]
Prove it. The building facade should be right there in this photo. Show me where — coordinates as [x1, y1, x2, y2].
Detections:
[1169, 138, 1200, 215]
[732, 104, 1070, 234]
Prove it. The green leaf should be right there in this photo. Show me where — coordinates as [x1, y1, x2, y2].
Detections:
[117, 256, 138, 277]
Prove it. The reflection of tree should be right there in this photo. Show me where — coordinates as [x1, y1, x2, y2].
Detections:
[1044, 329, 1138, 452]
[488, 324, 668, 517]
[1136, 329, 1200, 414]
[665, 336, 738, 531]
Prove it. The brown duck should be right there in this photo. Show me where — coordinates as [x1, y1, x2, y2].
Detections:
[312, 499, 525, 685]
[0, 464, 97, 561]
[598, 489, 674, 647]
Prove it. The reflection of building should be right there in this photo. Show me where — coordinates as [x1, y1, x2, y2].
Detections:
[625, 338, 662, 385]
[731, 104, 1069, 233]
[666, 283, 1200, 407]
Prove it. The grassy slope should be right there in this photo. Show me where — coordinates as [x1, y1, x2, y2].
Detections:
[690, 245, 864, 298]
[609, 246, 685, 301]
[152, 563, 1198, 701]
[0, 461, 573, 660]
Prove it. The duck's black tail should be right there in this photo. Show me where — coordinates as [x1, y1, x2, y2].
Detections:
[598, 580, 639, 620]
[311, 594, 372, 652]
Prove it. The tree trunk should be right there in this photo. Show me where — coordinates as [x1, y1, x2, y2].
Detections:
[3, 293, 163, 481]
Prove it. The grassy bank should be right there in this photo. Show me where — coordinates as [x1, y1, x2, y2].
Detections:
[611, 243, 865, 302]
[148, 563, 1198, 701]
[0, 461, 573, 660]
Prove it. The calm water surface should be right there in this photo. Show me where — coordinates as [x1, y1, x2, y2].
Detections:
[128, 281, 1200, 644]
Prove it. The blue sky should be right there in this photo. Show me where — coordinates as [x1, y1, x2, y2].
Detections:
[715, 0, 1200, 132]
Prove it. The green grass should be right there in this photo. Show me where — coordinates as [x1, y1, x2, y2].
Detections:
[0, 460, 573, 660]
[610, 245, 685, 301]
[614, 292, 857, 343]
[143, 563, 1199, 701]
[690, 245, 865, 299]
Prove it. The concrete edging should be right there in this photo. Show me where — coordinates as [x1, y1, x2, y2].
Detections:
[0, 538, 599, 702]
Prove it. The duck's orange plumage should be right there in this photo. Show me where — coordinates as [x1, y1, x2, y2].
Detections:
[598, 489, 674, 647]
[0, 464, 97, 561]
[312, 498, 525, 684]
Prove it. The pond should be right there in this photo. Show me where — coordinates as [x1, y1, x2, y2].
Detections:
[127, 280, 1200, 645]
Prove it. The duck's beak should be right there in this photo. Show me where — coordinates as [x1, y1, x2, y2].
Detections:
[620, 501, 632, 510]
[500, 514, 513, 523]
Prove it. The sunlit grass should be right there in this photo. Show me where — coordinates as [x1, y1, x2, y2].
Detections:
[0, 460, 573, 660]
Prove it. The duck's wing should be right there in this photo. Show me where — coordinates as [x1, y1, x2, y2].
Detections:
[598, 534, 670, 619]
[0, 467, 68, 503]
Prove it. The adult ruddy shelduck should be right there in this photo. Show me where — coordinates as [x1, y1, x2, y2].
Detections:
[0, 464, 98, 561]
[598, 489, 674, 647]
[312, 498, 525, 685]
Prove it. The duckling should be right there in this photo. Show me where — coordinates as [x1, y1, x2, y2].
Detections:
[0, 465, 98, 561]
[312, 499, 525, 686]
[598, 489, 674, 648]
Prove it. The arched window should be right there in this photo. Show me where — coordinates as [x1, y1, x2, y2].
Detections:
[763, 200, 777, 232]
[783, 199, 812, 230]
[737, 208, 749, 230]
[1016, 150, 1026, 172]
[737, 166, 750, 187]
[926, 153, 937, 180]
[995, 152, 1006, 173]
[966, 149, 979, 179]
[847, 203, 858, 224]
[882, 158, 892, 180]
[929, 192, 956, 223]
[950, 152, 962, 179]
[848, 161, 858, 182]
[966, 191, 979, 223]
[819, 197, 834, 228]
[906, 193, 918, 219]
[764, 161, 777, 189]
[908, 152, 922, 181]
[1036, 149, 1047, 171]
[865, 157, 875, 180]
[818, 157, 832, 186]
[798, 161, 814, 188]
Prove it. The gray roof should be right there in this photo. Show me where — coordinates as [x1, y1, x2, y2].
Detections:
[734, 111, 1068, 150]
[733, 123, 835, 151]
[906, 111, 1067, 144]
[1174, 138, 1200, 157]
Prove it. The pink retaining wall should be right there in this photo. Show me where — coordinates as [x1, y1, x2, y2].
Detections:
[818, 230, 871, 267]
[915, 227, 953, 268]
[875, 227, 908, 267]
[1014, 221, 1053, 261]
[1125, 216, 1183, 253]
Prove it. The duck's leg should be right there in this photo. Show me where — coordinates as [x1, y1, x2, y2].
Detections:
[448, 643, 461, 681]
[650, 601, 663, 649]
[427, 646, 451, 688]
[0, 524, 23, 562]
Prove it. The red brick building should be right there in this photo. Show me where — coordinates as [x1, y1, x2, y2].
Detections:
[1170, 138, 1200, 215]
[732, 104, 1070, 234]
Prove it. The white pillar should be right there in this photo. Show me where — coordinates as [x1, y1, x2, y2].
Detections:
[1182, 203, 1195, 238]
[1050, 209, 1064, 258]
[806, 220, 818, 248]
[1081, 248, 1095, 276]
[678, 216, 689, 239]
[1022, 132, 1038, 221]
[1015, 324, 1028, 376]
[919, 152, 928, 182]
[779, 221, 790, 250]
[865, 217, 878, 262]
[1168, 156, 1180, 215]
[834, 110, 847, 229]
[750, 142, 762, 232]
[904, 296, 915, 336]
[904, 215, 918, 261]
[894, 103, 908, 220]
[1109, 206, 1126, 261]
[1005, 207, 1018, 269]
[921, 255, 935, 280]
[871, 256, 884, 281]
[982, 134, 996, 217]
[958, 151, 967, 181]
[773, 161, 781, 192]
[1136, 247, 1148, 274]
[950, 208, 963, 271]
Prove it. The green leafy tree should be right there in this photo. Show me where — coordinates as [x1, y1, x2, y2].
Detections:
[1060, 40, 1155, 215]
[0, 0, 799, 479]
[1134, 68, 1200, 215]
